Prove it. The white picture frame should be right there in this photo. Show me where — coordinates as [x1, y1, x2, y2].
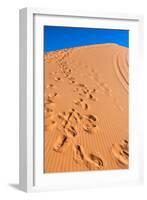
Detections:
[19, 7, 144, 192]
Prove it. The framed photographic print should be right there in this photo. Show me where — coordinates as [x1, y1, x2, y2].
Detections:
[19, 8, 144, 192]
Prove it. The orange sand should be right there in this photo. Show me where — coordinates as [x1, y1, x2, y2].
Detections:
[44, 43, 129, 173]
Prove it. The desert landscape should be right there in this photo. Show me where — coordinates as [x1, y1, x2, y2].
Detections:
[44, 43, 129, 173]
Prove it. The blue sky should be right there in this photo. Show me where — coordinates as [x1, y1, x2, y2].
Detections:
[44, 26, 129, 53]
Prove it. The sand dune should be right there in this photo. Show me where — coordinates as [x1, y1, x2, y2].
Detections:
[44, 43, 129, 173]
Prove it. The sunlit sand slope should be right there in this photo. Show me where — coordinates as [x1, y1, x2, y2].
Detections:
[44, 43, 129, 173]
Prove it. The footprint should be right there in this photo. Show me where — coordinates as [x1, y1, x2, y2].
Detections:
[73, 98, 89, 111]
[58, 109, 80, 138]
[57, 112, 67, 120]
[74, 83, 89, 97]
[78, 83, 86, 88]
[62, 109, 75, 128]
[74, 111, 83, 121]
[88, 153, 104, 169]
[91, 88, 97, 93]
[81, 102, 89, 110]
[48, 92, 57, 98]
[46, 108, 53, 113]
[44, 115, 56, 131]
[87, 114, 97, 122]
[54, 77, 61, 81]
[45, 97, 55, 105]
[73, 144, 84, 163]
[49, 71, 57, 75]
[73, 144, 104, 170]
[44, 101, 55, 117]
[51, 120, 56, 125]
[74, 83, 98, 103]
[82, 114, 98, 133]
[88, 93, 97, 101]
[53, 134, 71, 153]
[68, 76, 76, 84]
[65, 125, 78, 137]
[111, 139, 129, 168]
[44, 120, 56, 132]
[66, 68, 72, 74]
[46, 83, 54, 89]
